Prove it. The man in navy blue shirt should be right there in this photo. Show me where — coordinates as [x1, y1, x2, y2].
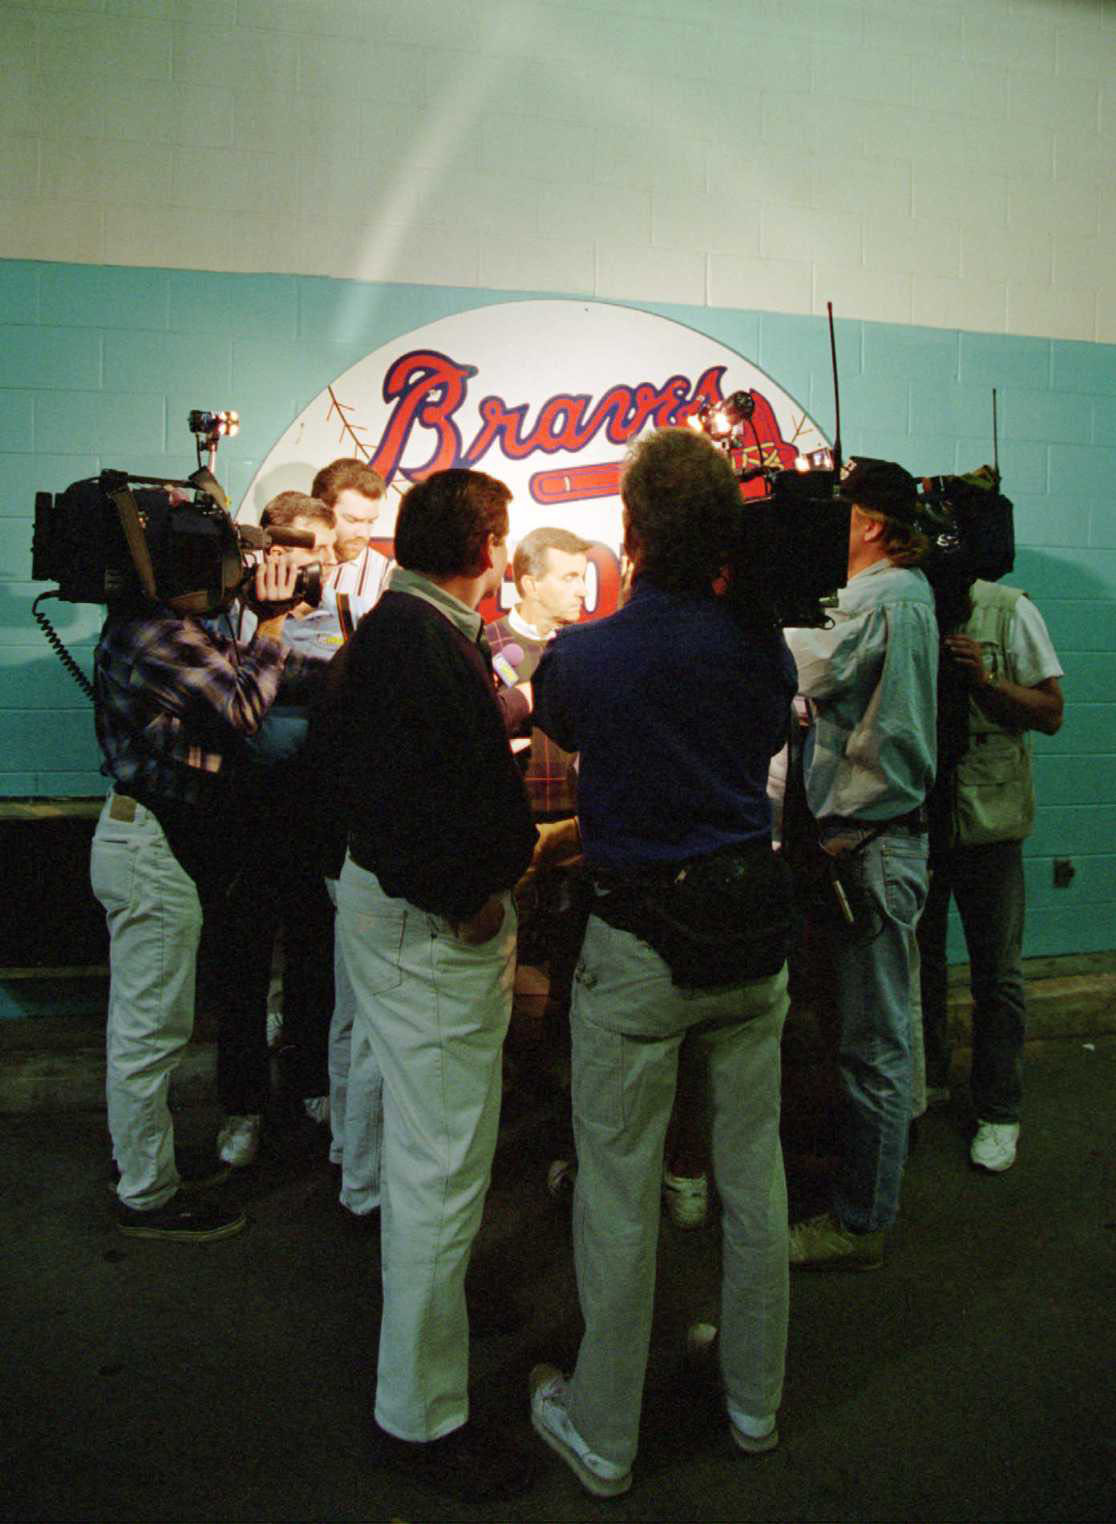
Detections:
[527, 427, 796, 1498]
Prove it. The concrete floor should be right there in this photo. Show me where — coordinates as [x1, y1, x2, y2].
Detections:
[2, 1035, 1115, 1524]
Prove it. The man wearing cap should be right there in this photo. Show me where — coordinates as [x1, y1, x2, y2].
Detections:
[783, 459, 938, 1270]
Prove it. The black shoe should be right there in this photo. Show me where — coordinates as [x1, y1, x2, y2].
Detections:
[372, 1420, 536, 1503]
[115, 1192, 246, 1242]
[108, 1145, 231, 1195]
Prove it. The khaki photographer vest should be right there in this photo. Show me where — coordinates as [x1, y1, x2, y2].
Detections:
[951, 581, 1035, 847]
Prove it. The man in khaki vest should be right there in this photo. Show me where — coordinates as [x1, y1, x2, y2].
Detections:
[919, 579, 1064, 1173]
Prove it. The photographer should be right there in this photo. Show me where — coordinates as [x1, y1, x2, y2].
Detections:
[527, 428, 796, 1498]
[783, 459, 938, 1271]
[92, 546, 314, 1242]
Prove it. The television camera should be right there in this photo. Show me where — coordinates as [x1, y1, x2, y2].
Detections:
[688, 306, 1013, 628]
[31, 409, 326, 696]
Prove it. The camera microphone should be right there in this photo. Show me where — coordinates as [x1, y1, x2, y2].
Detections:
[262, 524, 317, 550]
[235, 523, 317, 551]
[493, 642, 525, 686]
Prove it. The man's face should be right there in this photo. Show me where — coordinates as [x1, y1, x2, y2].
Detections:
[331, 487, 383, 562]
[484, 533, 510, 601]
[271, 518, 337, 572]
[847, 503, 880, 574]
[524, 547, 588, 626]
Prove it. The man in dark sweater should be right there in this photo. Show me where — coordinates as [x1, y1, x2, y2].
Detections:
[333, 468, 537, 1504]
[527, 428, 796, 1498]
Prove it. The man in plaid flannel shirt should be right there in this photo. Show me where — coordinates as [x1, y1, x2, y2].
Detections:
[92, 553, 318, 1243]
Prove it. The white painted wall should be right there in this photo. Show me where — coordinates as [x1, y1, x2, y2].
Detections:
[1, 0, 1115, 340]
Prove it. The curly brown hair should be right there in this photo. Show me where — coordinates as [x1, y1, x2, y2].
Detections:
[620, 428, 742, 596]
[310, 458, 385, 507]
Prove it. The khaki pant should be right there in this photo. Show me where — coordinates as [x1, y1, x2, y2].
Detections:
[565, 914, 790, 1470]
[336, 855, 517, 1442]
[90, 793, 203, 1212]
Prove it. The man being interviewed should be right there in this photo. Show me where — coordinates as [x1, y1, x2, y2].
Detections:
[527, 427, 797, 1497]
[333, 468, 537, 1505]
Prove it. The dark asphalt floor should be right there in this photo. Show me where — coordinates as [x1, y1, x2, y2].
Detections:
[2, 1034, 1114, 1524]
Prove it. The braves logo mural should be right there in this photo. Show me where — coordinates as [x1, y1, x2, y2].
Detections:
[242, 301, 828, 621]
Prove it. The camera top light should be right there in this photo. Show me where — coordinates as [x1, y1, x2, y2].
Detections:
[188, 409, 240, 443]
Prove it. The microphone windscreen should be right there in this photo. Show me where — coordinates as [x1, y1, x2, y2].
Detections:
[265, 524, 316, 549]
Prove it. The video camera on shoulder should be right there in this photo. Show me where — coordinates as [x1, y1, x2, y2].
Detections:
[31, 408, 325, 616]
[689, 387, 850, 628]
[690, 396, 1013, 629]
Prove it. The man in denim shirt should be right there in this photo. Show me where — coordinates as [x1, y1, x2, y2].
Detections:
[784, 459, 938, 1270]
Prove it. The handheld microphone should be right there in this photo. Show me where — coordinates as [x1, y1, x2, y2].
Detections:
[493, 641, 525, 686]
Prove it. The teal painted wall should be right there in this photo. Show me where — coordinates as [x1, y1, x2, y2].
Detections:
[2, 258, 1113, 958]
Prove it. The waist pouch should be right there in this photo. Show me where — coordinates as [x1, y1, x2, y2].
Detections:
[588, 840, 794, 989]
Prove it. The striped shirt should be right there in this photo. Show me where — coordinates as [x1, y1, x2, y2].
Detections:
[329, 544, 394, 603]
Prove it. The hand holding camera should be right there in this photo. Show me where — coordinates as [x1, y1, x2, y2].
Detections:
[248, 556, 302, 640]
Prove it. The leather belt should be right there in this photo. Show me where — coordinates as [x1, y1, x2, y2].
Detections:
[844, 806, 927, 834]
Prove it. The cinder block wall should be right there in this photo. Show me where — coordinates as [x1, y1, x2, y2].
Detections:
[0, 0, 1113, 961]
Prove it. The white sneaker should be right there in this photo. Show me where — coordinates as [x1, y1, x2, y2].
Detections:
[685, 1324, 779, 1454]
[970, 1120, 1019, 1172]
[663, 1167, 709, 1229]
[303, 1095, 330, 1126]
[685, 1320, 719, 1367]
[216, 1113, 261, 1168]
[728, 1409, 779, 1455]
[546, 1158, 577, 1199]
[528, 1364, 632, 1498]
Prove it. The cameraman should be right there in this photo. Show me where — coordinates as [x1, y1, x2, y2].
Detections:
[783, 459, 938, 1271]
[92, 543, 313, 1242]
[527, 428, 796, 1497]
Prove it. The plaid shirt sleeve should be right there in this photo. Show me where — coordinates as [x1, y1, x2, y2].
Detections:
[95, 613, 292, 799]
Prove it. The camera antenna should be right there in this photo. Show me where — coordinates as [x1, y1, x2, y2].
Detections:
[827, 300, 842, 477]
[991, 387, 1000, 487]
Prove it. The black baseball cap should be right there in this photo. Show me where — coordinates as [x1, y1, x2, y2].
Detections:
[838, 457, 920, 524]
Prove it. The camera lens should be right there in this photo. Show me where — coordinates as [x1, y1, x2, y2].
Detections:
[292, 562, 323, 608]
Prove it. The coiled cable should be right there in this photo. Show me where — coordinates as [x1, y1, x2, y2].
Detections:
[32, 591, 95, 701]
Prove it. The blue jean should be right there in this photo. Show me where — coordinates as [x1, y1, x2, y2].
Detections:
[918, 839, 1025, 1121]
[822, 824, 929, 1234]
[565, 914, 789, 1470]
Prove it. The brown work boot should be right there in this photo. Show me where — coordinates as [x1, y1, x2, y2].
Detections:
[788, 1210, 884, 1271]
